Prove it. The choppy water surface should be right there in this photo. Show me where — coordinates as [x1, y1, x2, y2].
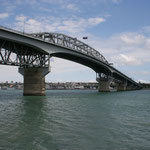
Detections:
[0, 90, 150, 150]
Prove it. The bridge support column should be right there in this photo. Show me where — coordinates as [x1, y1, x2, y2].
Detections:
[19, 67, 50, 96]
[117, 83, 127, 91]
[126, 85, 135, 91]
[97, 78, 112, 92]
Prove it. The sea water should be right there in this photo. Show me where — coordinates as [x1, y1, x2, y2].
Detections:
[0, 90, 150, 150]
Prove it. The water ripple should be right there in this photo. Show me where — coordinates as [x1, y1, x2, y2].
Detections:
[0, 90, 150, 150]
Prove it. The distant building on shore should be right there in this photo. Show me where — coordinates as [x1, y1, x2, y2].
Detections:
[0, 81, 150, 90]
[45, 82, 98, 90]
[0, 81, 98, 90]
[140, 83, 150, 89]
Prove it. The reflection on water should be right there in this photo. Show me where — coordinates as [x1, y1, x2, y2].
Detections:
[18, 96, 60, 150]
[0, 90, 150, 150]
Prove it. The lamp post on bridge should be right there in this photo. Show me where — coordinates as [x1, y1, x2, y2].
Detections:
[23, 17, 26, 34]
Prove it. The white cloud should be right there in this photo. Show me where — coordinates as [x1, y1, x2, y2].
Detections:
[40, 0, 64, 3]
[111, 54, 142, 66]
[66, 4, 79, 11]
[87, 31, 150, 68]
[88, 17, 105, 25]
[15, 16, 44, 33]
[15, 15, 27, 22]
[120, 33, 145, 45]
[0, 13, 9, 19]
[58, 18, 86, 33]
[0, 66, 22, 82]
[88, 0, 122, 4]
[51, 57, 89, 74]
[57, 17, 105, 33]
[138, 79, 150, 83]
[14, 15, 106, 33]
[85, 30, 150, 82]
[2, 0, 38, 13]
[133, 71, 150, 76]
[145, 38, 150, 49]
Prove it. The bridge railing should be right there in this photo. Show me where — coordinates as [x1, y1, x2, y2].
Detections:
[0, 25, 24, 35]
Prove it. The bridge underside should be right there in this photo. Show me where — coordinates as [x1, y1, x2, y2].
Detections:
[51, 53, 111, 76]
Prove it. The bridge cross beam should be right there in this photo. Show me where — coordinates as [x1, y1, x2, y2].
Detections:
[0, 48, 12, 65]
[0, 40, 50, 67]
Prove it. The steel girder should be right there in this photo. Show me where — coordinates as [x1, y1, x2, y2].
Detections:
[0, 39, 50, 67]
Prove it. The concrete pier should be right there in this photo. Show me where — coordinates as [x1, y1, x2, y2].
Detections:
[117, 83, 127, 91]
[97, 78, 112, 92]
[19, 67, 50, 96]
[126, 85, 136, 91]
[97, 75, 141, 92]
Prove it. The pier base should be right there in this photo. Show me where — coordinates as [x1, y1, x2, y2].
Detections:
[97, 78, 112, 92]
[19, 67, 50, 96]
[117, 83, 127, 91]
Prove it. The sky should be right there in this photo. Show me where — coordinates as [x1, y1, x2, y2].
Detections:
[0, 0, 150, 83]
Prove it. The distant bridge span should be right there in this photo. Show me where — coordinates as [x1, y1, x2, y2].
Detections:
[0, 26, 141, 95]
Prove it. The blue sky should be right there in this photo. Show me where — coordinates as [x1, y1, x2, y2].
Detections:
[0, 0, 150, 83]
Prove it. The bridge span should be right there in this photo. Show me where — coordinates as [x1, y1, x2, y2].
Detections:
[0, 26, 141, 95]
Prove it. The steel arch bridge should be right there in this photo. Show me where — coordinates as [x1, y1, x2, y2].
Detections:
[0, 26, 141, 95]
[29, 32, 109, 64]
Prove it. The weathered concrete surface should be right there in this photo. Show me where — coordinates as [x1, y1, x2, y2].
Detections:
[19, 67, 49, 96]
[97, 77, 141, 92]
[98, 78, 111, 92]
[117, 83, 127, 91]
